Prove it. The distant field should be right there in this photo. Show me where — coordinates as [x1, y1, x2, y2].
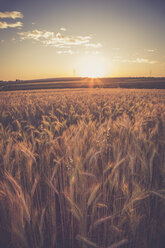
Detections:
[0, 88, 165, 248]
[0, 77, 165, 91]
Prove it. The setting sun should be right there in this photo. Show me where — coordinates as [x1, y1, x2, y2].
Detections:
[78, 55, 106, 78]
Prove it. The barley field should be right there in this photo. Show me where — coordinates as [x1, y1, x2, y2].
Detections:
[0, 88, 165, 248]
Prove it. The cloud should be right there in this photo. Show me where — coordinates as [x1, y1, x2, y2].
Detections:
[120, 58, 157, 64]
[60, 27, 66, 31]
[147, 50, 154, 53]
[85, 43, 102, 48]
[135, 58, 157, 64]
[18, 29, 103, 55]
[113, 57, 157, 64]
[0, 11, 23, 19]
[85, 50, 100, 55]
[144, 49, 157, 53]
[0, 21, 23, 29]
[19, 30, 54, 40]
[57, 50, 79, 55]
[18, 29, 93, 48]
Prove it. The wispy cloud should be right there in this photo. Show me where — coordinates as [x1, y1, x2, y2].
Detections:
[18, 29, 94, 48]
[145, 49, 157, 53]
[0, 11, 23, 19]
[19, 30, 54, 40]
[85, 50, 100, 55]
[0, 21, 23, 29]
[113, 57, 157, 64]
[57, 50, 79, 55]
[18, 29, 102, 55]
[124, 58, 157, 64]
[60, 27, 66, 32]
[85, 43, 102, 48]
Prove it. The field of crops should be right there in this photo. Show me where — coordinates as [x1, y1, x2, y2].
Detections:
[0, 88, 165, 248]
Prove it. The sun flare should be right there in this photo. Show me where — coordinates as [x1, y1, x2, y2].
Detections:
[79, 55, 106, 78]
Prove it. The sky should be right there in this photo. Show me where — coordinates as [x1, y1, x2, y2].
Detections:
[0, 0, 165, 80]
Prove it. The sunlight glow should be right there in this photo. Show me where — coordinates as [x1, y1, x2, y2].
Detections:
[79, 55, 106, 78]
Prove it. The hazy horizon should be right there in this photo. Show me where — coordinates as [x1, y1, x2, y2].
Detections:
[1, 76, 165, 83]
